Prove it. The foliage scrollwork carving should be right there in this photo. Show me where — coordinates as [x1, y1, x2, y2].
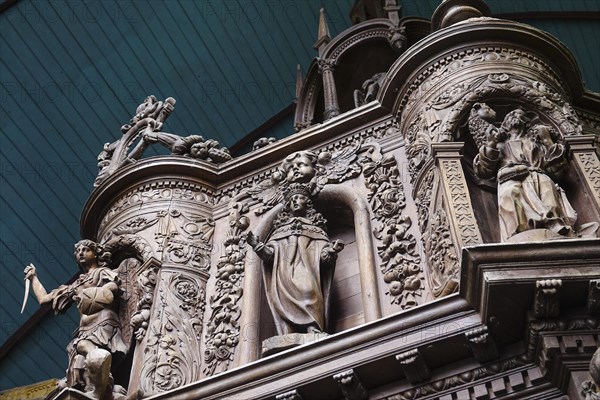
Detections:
[203, 202, 250, 376]
[140, 272, 205, 394]
[361, 148, 423, 308]
[423, 209, 459, 298]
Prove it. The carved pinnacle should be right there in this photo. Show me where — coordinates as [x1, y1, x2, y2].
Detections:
[465, 325, 499, 363]
[276, 389, 303, 400]
[333, 369, 368, 400]
[534, 279, 562, 318]
[396, 349, 431, 384]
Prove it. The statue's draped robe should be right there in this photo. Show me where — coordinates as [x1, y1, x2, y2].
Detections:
[474, 137, 576, 241]
[260, 218, 335, 334]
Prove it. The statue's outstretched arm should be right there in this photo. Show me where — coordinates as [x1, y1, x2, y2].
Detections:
[24, 264, 53, 305]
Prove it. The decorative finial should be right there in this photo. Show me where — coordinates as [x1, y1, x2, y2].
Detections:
[431, 0, 491, 31]
[313, 8, 331, 55]
[295, 64, 303, 102]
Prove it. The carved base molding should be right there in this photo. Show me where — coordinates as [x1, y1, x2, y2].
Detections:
[262, 333, 329, 357]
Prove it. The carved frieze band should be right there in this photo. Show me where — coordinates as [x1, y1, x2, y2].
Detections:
[216, 120, 398, 204]
[101, 181, 213, 229]
[401, 46, 562, 110]
[438, 158, 482, 247]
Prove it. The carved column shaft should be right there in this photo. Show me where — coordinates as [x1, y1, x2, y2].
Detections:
[318, 58, 340, 120]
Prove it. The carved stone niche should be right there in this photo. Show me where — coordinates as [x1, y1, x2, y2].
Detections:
[81, 156, 216, 398]
[378, 15, 600, 299]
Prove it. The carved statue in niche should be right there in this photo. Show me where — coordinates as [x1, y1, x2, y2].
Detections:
[354, 72, 386, 108]
[246, 151, 346, 354]
[23, 240, 127, 400]
[248, 184, 343, 337]
[471, 104, 597, 241]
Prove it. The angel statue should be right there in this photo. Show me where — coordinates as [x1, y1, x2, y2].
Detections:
[247, 183, 344, 337]
[23, 240, 127, 400]
[471, 105, 596, 241]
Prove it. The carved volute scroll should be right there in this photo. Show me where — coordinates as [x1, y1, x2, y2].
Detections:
[95, 95, 231, 187]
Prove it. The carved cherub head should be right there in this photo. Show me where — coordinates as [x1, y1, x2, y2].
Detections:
[471, 102, 496, 121]
[74, 240, 111, 271]
[280, 151, 319, 184]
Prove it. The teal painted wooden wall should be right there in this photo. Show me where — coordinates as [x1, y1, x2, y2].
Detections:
[1, 0, 598, 389]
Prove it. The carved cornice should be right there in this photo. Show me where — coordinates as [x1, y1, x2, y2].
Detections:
[379, 18, 585, 112]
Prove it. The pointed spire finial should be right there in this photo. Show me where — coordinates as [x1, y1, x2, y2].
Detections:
[313, 7, 331, 55]
[295, 64, 303, 102]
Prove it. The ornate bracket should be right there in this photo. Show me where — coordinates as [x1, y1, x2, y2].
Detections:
[333, 369, 368, 400]
[534, 279, 562, 318]
[465, 325, 499, 363]
[396, 349, 431, 384]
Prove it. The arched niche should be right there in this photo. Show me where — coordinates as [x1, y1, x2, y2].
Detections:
[238, 184, 380, 363]
[294, 17, 429, 130]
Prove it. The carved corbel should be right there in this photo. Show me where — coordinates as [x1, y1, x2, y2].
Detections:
[333, 369, 368, 400]
[465, 326, 499, 363]
[396, 349, 431, 384]
[589, 279, 600, 316]
[534, 279, 562, 318]
[276, 389, 303, 400]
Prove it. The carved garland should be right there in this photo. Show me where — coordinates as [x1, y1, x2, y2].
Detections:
[361, 152, 423, 308]
[203, 202, 250, 376]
